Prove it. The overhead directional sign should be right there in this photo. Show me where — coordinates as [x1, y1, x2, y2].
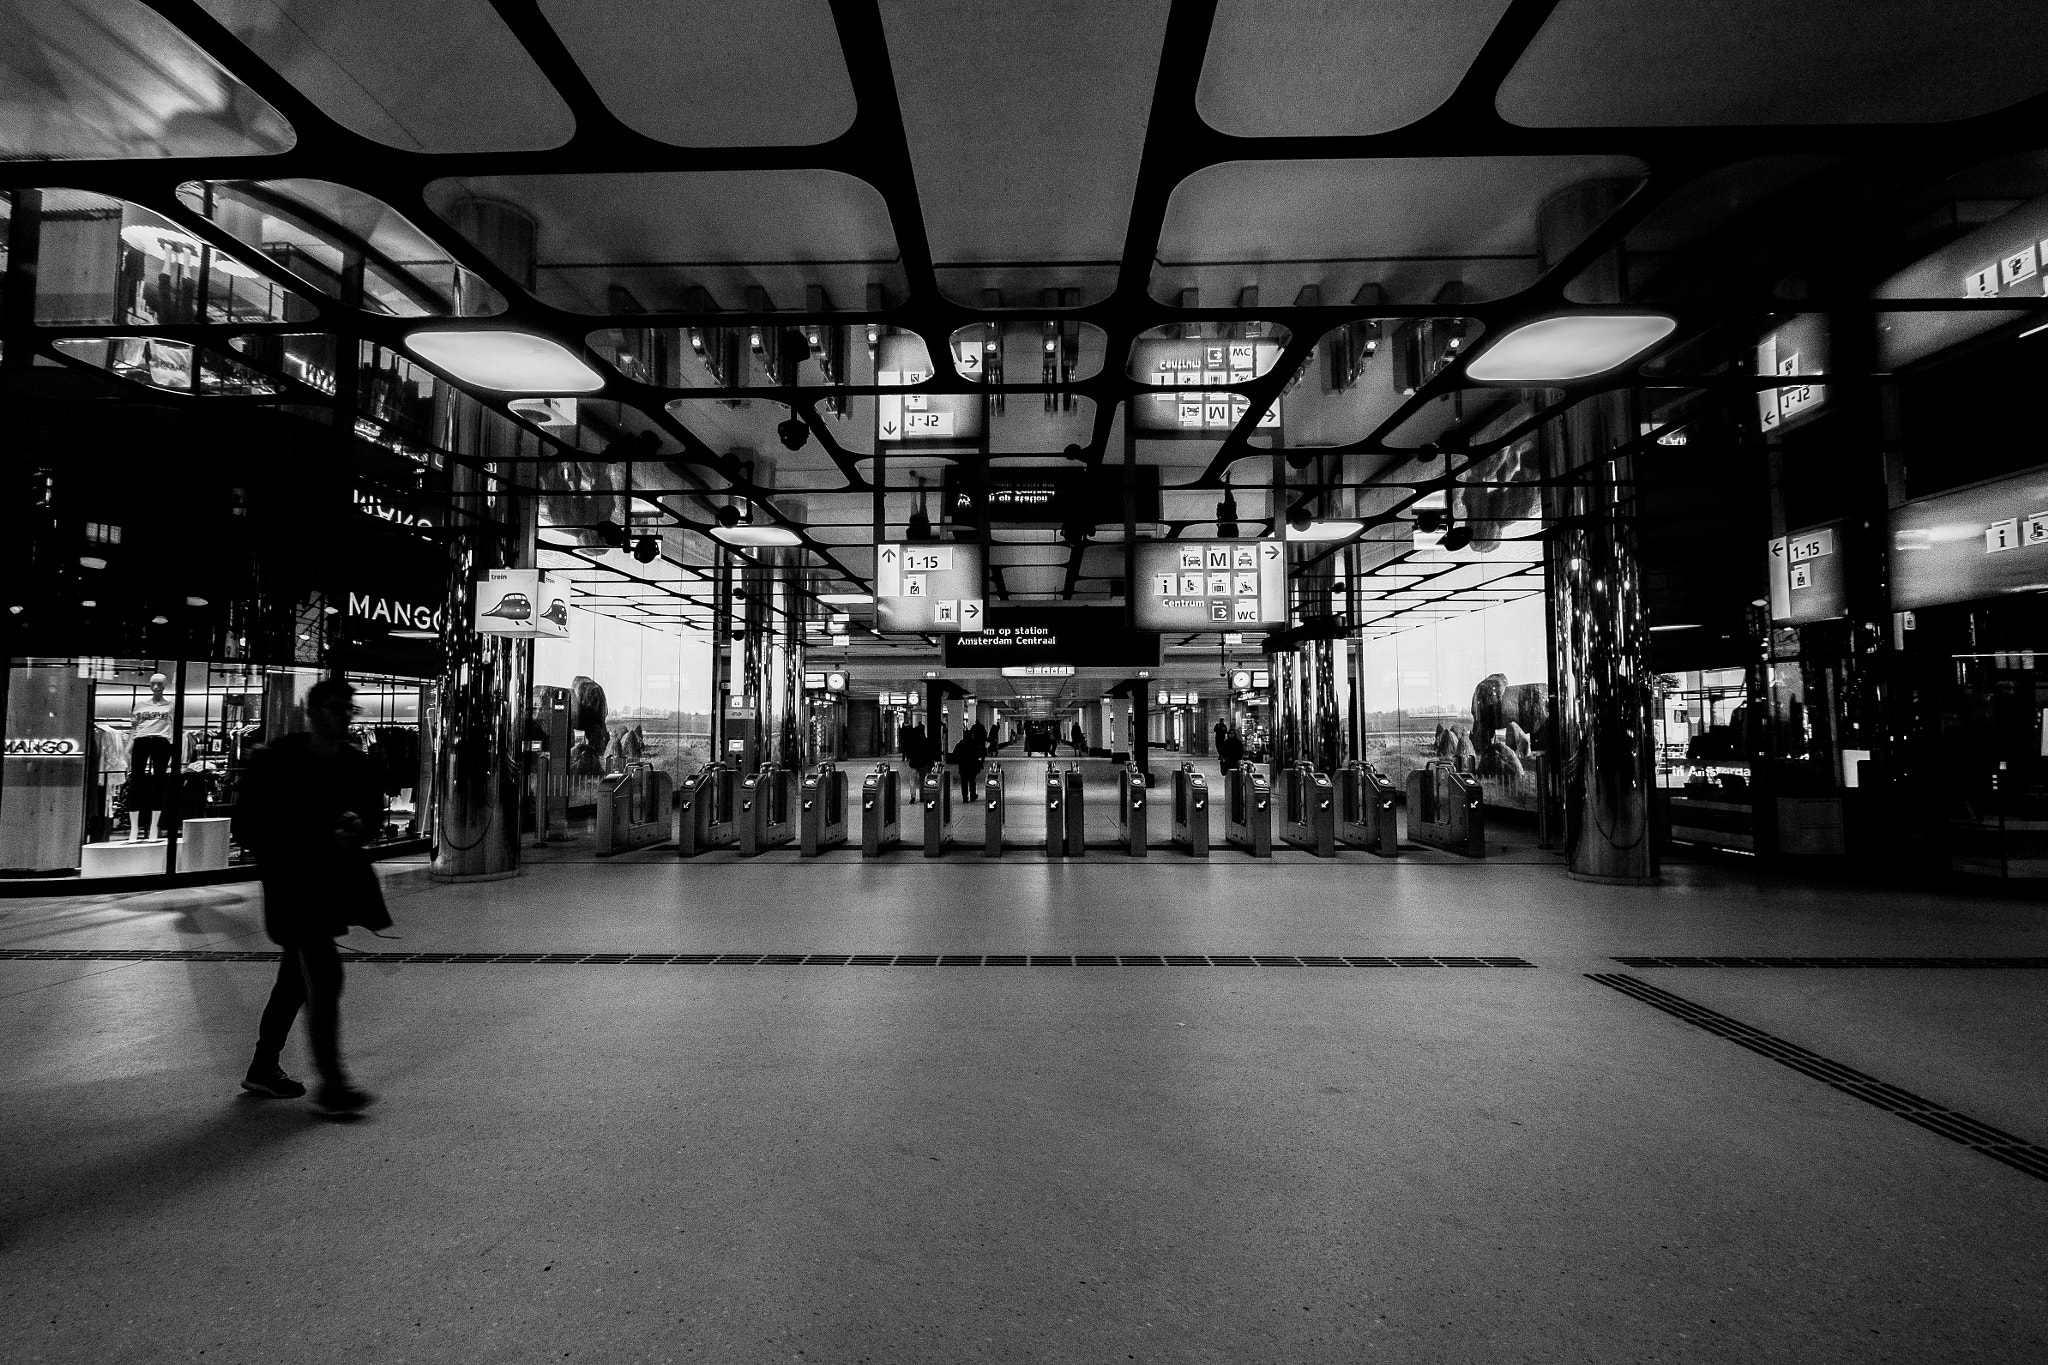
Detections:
[875, 542, 986, 633]
[1130, 539, 1287, 632]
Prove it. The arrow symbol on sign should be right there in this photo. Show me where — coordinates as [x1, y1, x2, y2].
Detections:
[1261, 542, 1279, 561]
[964, 602, 980, 618]
[881, 420, 898, 437]
[881, 547, 897, 564]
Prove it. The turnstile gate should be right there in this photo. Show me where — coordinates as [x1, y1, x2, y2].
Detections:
[1117, 765, 1148, 856]
[597, 761, 673, 856]
[1407, 760, 1486, 857]
[1336, 760, 1400, 856]
[1044, 764, 1085, 858]
[1225, 764, 1273, 857]
[1281, 764, 1336, 857]
[799, 762, 848, 856]
[1171, 762, 1209, 856]
[920, 768, 952, 856]
[674, 763, 737, 856]
[861, 763, 901, 856]
[737, 763, 796, 856]
[983, 762, 1005, 857]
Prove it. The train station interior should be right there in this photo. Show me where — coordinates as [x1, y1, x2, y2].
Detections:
[4, 2, 2047, 1360]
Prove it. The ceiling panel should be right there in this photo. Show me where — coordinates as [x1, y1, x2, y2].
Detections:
[539, 0, 855, 147]
[1498, 0, 2048, 127]
[1196, 0, 1512, 137]
[880, 0, 1172, 307]
[196, 0, 573, 152]
[1153, 156, 1646, 305]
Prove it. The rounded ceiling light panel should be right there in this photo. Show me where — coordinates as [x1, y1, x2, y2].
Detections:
[404, 330, 606, 394]
[712, 525, 803, 548]
[1465, 314, 1678, 383]
[817, 592, 874, 605]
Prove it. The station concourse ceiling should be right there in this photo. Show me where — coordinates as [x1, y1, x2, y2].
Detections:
[6, 0, 2048, 697]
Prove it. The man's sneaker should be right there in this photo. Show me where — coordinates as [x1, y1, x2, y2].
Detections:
[313, 1082, 375, 1114]
[241, 1068, 306, 1099]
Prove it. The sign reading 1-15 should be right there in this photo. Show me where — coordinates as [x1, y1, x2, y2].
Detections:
[874, 542, 987, 634]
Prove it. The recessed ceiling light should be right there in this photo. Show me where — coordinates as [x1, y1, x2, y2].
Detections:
[1466, 314, 1677, 383]
[712, 525, 803, 548]
[79, 555, 107, 570]
[1287, 519, 1363, 542]
[1648, 623, 1703, 632]
[404, 330, 606, 394]
[390, 629, 439, 640]
[818, 592, 874, 605]
[185, 596, 209, 607]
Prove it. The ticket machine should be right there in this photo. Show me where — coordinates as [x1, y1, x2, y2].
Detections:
[737, 762, 796, 856]
[1407, 759, 1485, 857]
[1045, 764, 1085, 858]
[675, 763, 737, 856]
[1171, 762, 1209, 856]
[1280, 764, 1336, 857]
[983, 762, 1006, 857]
[861, 762, 901, 857]
[1117, 764, 1149, 856]
[1225, 764, 1272, 857]
[920, 766, 952, 857]
[799, 762, 848, 856]
[596, 761, 673, 856]
[1336, 760, 1401, 856]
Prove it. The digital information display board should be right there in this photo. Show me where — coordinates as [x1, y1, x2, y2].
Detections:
[1131, 540, 1287, 632]
[875, 542, 986, 633]
[942, 607, 1160, 669]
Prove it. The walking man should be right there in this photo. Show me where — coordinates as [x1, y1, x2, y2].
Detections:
[235, 677, 389, 1113]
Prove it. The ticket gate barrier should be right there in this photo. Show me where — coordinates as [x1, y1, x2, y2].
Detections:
[983, 763, 1005, 858]
[1280, 764, 1337, 857]
[737, 763, 797, 856]
[861, 763, 901, 857]
[1225, 764, 1273, 857]
[1044, 764, 1085, 858]
[597, 761, 673, 856]
[1407, 760, 1486, 857]
[675, 763, 737, 856]
[920, 767, 953, 857]
[1171, 763, 1210, 857]
[799, 762, 849, 856]
[1336, 760, 1401, 856]
[1117, 765, 1149, 857]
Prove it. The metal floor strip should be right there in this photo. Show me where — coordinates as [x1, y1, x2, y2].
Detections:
[1589, 972, 2048, 1184]
[1613, 956, 2048, 969]
[0, 948, 1537, 968]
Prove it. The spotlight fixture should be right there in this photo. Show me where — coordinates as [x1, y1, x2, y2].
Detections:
[1285, 451, 1314, 471]
[151, 614, 169, 624]
[596, 519, 627, 548]
[1287, 505, 1313, 533]
[1415, 508, 1447, 534]
[1439, 523, 1474, 553]
[777, 415, 810, 452]
[716, 504, 745, 529]
[633, 535, 661, 564]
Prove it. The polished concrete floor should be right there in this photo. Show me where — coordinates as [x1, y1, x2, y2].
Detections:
[5, 843, 2047, 1362]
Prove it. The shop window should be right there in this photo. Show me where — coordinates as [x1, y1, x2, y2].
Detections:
[34, 195, 315, 328]
[50, 337, 282, 397]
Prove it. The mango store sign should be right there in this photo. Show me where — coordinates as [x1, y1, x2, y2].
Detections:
[349, 592, 443, 633]
[474, 569, 570, 638]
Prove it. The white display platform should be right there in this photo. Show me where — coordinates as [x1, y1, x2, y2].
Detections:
[80, 839, 169, 879]
[177, 818, 232, 872]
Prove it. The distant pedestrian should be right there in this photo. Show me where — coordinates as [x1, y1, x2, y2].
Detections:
[233, 678, 388, 1114]
[953, 727, 987, 801]
[1070, 721, 1088, 757]
[1213, 719, 1229, 758]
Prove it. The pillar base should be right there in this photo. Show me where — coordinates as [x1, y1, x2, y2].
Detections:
[1565, 869, 1661, 886]
[429, 867, 523, 884]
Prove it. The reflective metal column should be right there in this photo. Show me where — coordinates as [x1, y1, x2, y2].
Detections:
[1540, 180, 1658, 884]
[433, 450, 534, 881]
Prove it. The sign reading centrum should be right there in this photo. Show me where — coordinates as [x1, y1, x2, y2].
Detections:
[875, 542, 986, 633]
[1130, 540, 1287, 632]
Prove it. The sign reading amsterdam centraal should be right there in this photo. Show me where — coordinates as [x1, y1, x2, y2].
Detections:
[1131, 540, 1287, 632]
[875, 543, 986, 633]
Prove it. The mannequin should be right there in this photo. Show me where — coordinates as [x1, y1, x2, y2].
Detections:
[129, 673, 174, 841]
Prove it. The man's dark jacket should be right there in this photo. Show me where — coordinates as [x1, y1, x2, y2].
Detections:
[234, 734, 393, 945]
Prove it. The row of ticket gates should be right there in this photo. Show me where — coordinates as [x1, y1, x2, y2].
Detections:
[595, 757, 1488, 861]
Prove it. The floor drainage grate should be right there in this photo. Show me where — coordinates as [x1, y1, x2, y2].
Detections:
[1589, 972, 2048, 1184]
[1614, 956, 2048, 969]
[0, 948, 1538, 969]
